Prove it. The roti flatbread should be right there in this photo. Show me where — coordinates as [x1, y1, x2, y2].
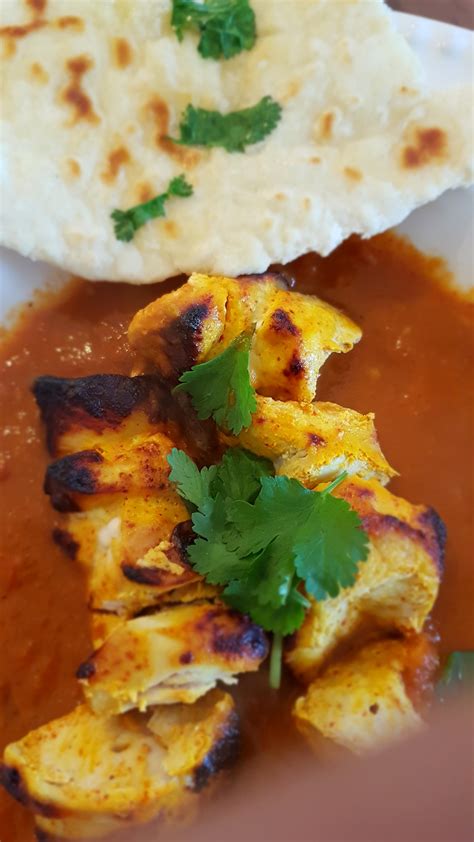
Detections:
[0, 0, 472, 282]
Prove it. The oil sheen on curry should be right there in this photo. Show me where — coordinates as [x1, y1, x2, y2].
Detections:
[0, 233, 473, 842]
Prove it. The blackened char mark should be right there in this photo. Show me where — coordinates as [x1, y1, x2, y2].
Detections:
[0, 765, 59, 817]
[308, 432, 325, 447]
[44, 450, 103, 512]
[36, 829, 54, 842]
[121, 520, 196, 587]
[283, 351, 305, 379]
[121, 564, 165, 586]
[270, 308, 300, 336]
[0, 766, 29, 808]
[418, 507, 447, 576]
[32, 374, 169, 455]
[52, 527, 79, 560]
[362, 507, 446, 577]
[191, 710, 240, 792]
[170, 520, 194, 563]
[207, 610, 269, 662]
[238, 271, 295, 289]
[160, 300, 211, 381]
[180, 651, 194, 664]
[76, 660, 96, 680]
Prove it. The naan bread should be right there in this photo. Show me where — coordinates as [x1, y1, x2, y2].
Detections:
[0, 0, 472, 282]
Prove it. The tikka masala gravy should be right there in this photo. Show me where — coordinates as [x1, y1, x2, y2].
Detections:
[1, 232, 473, 841]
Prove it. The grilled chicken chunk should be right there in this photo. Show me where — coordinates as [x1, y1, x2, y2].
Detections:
[45, 432, 204, 620]
[33, 376, 214, 622]
[58, 500, 203, 622]
[128, 272, 361, 402]
[45, 432, 178, 512]
[286, 478, 444, 682]
[78, 602, 267, 715]
[293, 635, 436, 754]
[222, 396, 395, 487]
[33, 374, 170, 458]
[33, 373, 215, 461]
[1, 691, 238, 840]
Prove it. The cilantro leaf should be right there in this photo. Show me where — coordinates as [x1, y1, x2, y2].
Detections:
[191, 492, 228, 541]
[437, 651, 474, 702]
[167, 448, 369, 688]
[175, 331, 257, 434]
[224, 578, 308, 636]
[172, 0, 256, 60]
[167, 448, 217, 508]
[294, 493, 369, 600]
[189, 538, 251, 584]
[227, 476, 316, 556]
[228, 475, 368, 600]
[112, 175, 193, 242]
[169, 97, 282, 153]
[212, 447, 273, 502]
[189, 494, 254, 583]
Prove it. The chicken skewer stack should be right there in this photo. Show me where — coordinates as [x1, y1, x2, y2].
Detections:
[1, 273, 444, 838]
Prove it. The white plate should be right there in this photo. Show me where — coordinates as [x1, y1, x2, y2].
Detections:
[0, 12, 472, 322]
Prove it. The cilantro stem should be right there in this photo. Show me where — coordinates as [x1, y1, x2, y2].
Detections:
[269, 632, 283, 689]
[322, 471, 348, 496]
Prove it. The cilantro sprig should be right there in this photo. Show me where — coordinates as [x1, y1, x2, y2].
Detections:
[167, 447, 370, 688]
[112, 175, 193, 242]
[437, 651, 474, 702]
[175, 330, 257, 435]
[172, 0, 256, 60]
[169, 96, 282, 153]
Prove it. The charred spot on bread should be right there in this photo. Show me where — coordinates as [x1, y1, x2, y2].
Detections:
[113, 37, 133, 68]
[101, 145, 131, 184]
[61, 55, 99, 125]
[402, 127, 447, 169]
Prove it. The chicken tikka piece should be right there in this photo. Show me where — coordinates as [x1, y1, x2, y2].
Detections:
[221, 396, 396, 487]
[0, 270, 448, 841]
[0, 690, 238, 840]
[33, 375, 217, 631]
[78, 602, 268, 715]
[293, 634, 437, 755]
[286, 477, 444, 683]
[128, 272, 361, 402]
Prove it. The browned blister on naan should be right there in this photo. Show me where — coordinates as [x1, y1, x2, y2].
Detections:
[1, 0, 472, 281]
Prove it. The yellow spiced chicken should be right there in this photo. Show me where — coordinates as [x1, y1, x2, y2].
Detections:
[221, 396, 396, 487]
[33, 374, 215, 626]
[293, 635, 436, 754]
[128, 272, 361, 402]
[1, 272, 446, 840]
[1, 691, 238, 840]
[285, 477, 444, 682]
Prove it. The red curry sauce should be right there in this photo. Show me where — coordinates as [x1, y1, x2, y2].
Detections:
[0, 232, 473, 841]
